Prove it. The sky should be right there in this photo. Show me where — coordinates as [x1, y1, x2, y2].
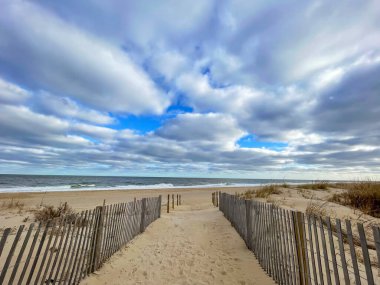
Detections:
[0, 0, 380, 180]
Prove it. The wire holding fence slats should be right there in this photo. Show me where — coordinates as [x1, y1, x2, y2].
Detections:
[218, 192, 380, 285]
[0, 195, 162, 285]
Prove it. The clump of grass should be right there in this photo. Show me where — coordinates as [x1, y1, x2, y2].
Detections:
[306, 200, 329, 217]
[329, 181, 380, 218]
[0, 199, 24, 210]
[238, 190, 256, 199]
[297, 180, 330, 190]
[255, 184, 282, 198]
[280, 182, 290, 188]
[34, 202, 75, 223]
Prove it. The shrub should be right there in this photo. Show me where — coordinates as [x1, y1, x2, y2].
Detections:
[328, 181, 380, 218]
[34, 202, 75, 223]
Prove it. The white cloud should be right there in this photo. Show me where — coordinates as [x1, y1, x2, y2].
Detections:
[0, 1, 170, 115]
[0, 77, 30, 104]
[34, 92, 115, 125]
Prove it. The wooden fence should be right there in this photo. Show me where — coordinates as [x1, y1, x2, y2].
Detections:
[0, 195, 162, 285]
[218, 192, 380, 285]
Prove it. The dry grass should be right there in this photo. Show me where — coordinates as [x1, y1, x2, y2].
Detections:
[0, 199, 24, 211]
[34, 202, 75, 223]
[255, 184, 282, 198]
[305, 200, 329, 217]
[238, 185, 282, 199]
[329, 181, 380, 218]
[297, 180, 330, 190]
[238, 189, 256, 199]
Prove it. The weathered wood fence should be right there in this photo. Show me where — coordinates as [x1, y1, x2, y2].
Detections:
[219, 192, 380, 285]
[0, 195, 162, 285]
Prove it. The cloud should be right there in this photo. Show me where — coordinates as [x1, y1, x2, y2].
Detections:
[33, 92, 115, 125]
[0, 0, 380, 178]
[0, 77, 30, 104]
[0, 1, 170, 115]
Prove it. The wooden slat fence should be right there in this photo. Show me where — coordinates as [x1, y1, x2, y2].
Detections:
[0, 196, 162, 285]
[218, 192, 380, 285]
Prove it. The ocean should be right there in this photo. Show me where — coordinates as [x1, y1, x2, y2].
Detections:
[0, 174, 314, 193]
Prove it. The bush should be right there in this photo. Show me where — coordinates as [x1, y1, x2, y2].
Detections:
[328, 181, 380, 218]
[34, 202, 75, 223]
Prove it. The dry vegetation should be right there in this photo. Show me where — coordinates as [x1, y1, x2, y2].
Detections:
[305, 200, 332, 218]
[34, 202, 75, 223]
[296, 180, 330, 190]
[239, 184, 282, 199]
[329, 181, 380, 218]
[0, 199, 24, 211]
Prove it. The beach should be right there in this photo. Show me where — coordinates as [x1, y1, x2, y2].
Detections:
[1, 185, 379, 284]
[0, 186, 251, 230]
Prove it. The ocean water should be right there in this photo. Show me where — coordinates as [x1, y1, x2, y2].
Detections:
[0, 174, 313, 193]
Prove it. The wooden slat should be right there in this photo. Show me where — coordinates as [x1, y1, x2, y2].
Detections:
[52, 221, 72, 283]
[336, 219, 350, 285]
[318, 216, 332, 285]
[307, 215, 318, 285]
[372, 226, 380, 278]
[58, 215, 79, 284]
[286, 210, 297, 285]
[34, 220, 57, 284]
[9, 223, 35, 285]
[40, 219, 64, 284]
[80, 209, 97, 278]
[65, 212, 85, 282]
[68, 211, 88, 284]
[357, 223, 374, 285]
[17, 223, 42, 285]
[300, 213, 311, 285]
[280, 209, 292, 285]
[312, 215, 324, 285]
[26, 221, 51, 284]
[0, 225, 24, 284]
[0, 228, 11, 258]
[326, 217, 340, 285]
[345, 220, 361, 285]
[47, 219, 69, 283]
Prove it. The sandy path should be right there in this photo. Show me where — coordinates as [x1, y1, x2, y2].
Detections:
[80, 202, 275, 285]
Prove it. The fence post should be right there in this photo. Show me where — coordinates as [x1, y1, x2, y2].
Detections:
[172, 194, 174, 209]
[176, 194, 179, 206]
[216, 192, 219, 207]
[140, 198, 147, 233]
[245, 200, 253, 250]
[167, 194, 170, 213]
[158, 195, 162, 218]
[179, 195, 181, 205]
[292, 211, 309, 285]
[91, 206, 104, 271]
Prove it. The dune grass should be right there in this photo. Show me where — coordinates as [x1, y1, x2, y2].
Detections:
[296, 180, 330, 190]
[329, 181, 380, 218]
[0, 199, 24, 210]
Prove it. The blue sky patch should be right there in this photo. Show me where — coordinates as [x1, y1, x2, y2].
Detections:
[237, 135, 287, 150]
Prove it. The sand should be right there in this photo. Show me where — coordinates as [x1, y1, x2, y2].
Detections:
[1, 185, 379, 284]
[80, 196, 275, 285]
[0, 187, 249, 230]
